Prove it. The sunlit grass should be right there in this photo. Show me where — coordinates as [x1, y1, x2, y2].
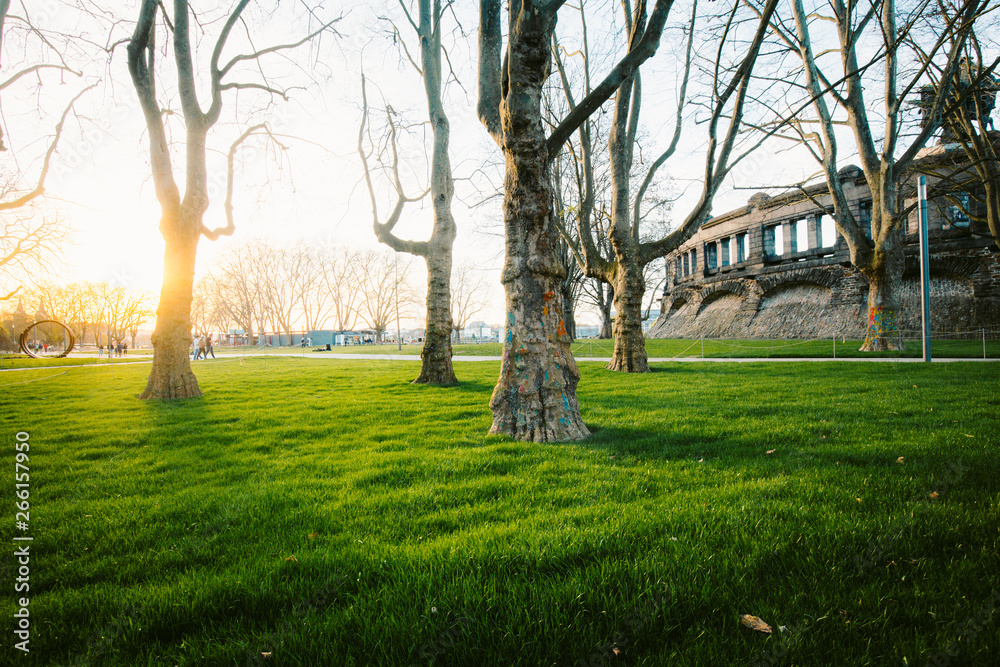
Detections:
[1, 358, 997, 665]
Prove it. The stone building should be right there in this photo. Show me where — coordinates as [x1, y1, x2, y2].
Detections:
[647, 157, 1000, 340]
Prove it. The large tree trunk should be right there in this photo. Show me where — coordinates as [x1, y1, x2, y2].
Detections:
[859, 226, 905, 352]
[489, 9, 589, 442]
[139, 218, 201, 399]
[416, 251, 457, 385]
[608, 263, 650, 372]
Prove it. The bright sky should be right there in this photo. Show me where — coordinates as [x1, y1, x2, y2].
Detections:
[6, 1, 823, 328]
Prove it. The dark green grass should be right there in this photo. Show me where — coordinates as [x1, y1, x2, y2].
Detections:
[0, 354, 137, 370]
[1, 358, 998, 666]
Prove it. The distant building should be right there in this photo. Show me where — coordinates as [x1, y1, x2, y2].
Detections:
[461, 321, 493, 339]
[309, 330, 365, 346]
[649, 157, 1000, 340]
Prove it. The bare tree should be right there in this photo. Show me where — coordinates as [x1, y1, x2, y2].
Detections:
[123, 290, 156, 348]
[126, 0, 336, 398]
[288, 243, 331, 333]
[360, 0, 462, 384]
[320, 245, 361, 332]
[261, 245, 297, 342]
[478, 0, 694, 441]
[210, 241, 271, 345]
[914, 31, 1000, 250]
[450, 263, 492, 341]
[771, 0, 993, 350]
[355, 249, 417, 342]
[1, 1, 94, 301]
[95, 282, 152, 348]
[553, 0, 779, 372]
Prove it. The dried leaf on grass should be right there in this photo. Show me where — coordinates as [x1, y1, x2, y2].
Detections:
[740, 614, 772, 634]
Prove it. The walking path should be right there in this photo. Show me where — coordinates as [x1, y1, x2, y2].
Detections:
[4, 351, 994, 373]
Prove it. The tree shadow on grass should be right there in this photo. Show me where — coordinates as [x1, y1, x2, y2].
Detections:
[410, 378, 496, 394]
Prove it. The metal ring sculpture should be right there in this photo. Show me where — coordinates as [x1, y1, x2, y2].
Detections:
[18, 320, 76, 359]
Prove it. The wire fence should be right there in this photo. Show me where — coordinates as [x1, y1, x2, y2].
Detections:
[441, 329, 1000, 359]
[3, 329, 999, 369]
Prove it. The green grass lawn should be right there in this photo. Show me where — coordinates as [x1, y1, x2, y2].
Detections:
[0, 354, 150, 370]
[2, 358, 998, 665]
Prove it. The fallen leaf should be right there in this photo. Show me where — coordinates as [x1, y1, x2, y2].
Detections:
[307, 532, 319, 540]
[285, 555, 297, 562]
[766, 449, 776, 455]
[896, 457, 905, 464]
[856, 497, 863, 503]
[964, 434, 974, 438]
[929, 491, 939, 500]
[740, 614, 772, 634]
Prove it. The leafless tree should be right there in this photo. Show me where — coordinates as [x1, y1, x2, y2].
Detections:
[0, 207, 71, 301]
[360, 0, 463, 384]
[93, 282, 154, 348]
[319, 245, 362, 332]
[354, 249, 417, 342]
[123, 290, 156, 348]
[450, 263, 492, 341]
[478, 0, 729, 440]
[554, 0, 779, 372]
[126, 0, 337, 398]
[768, 0, 995, 350]
[287, 243, 331, 333]
[912, 24, 1000, 250]
[1, 1, 94, 301]
[210, 241, 271, 345]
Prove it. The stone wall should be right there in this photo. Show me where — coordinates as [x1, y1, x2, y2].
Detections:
[649, 173, 1000, 340]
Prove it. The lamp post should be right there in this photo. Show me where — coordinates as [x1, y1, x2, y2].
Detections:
[394, 253, 402, 352]
[918, 176, 932, 363]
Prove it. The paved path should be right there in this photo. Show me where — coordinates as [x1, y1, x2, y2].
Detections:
[2, 352, 995, 374]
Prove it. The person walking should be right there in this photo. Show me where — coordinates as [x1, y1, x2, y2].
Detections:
[198, 335, 208, 361]
[206, 335, 215, 359]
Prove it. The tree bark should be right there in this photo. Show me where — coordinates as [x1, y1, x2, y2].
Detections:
[138, 214, 202, 398]
[559, 275, 576, 341]
[416, 250, 457, 384]
[364, 0, 458, 386]
[859, 225, 905, 351]
[488, 5, 589, 442]
[598, 283, 614, 339]
[608, 263, 650, 372]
